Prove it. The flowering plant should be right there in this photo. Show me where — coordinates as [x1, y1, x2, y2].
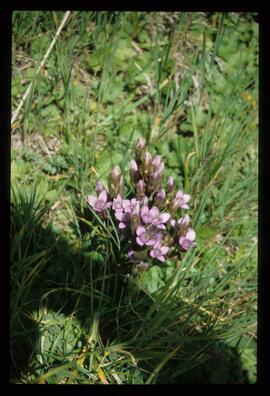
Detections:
[87, 138, 196, 271]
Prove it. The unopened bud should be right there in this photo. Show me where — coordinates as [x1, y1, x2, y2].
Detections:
[136, 179, 145, 197]
[110, 165, 121, 184]
[109, 166, 123, 197]
[130, 160, 140, 184]
[119, 175, 124, 196]
[141, 151, 152, 178]
[178, 214, 190, 236]
[96, 181, 105, 194]
[130, 213, 141, 235]
[152, 155, 162, 169]
[135, 137, 147, 162]
[147, 170, 161, 193]
[156, 162, 164, 177]
[137, 262, 150, 271]
[155, 188, 166, 206]
[167, 176, 175, 192]
[136, 137, 146, 153]
[128, 250, 146, 263]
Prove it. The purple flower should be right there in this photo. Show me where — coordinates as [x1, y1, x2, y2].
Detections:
[152, 212, 170, 230]
[141, 205, 170, 229]
[173, 190, 191, 209]
[156, 188, 166, 201]
[141, 205, 160, 225]
[122, 199, 131, 213]
[112, 194, 123, 212]
[150, 241, 169, 262]
[88, 190, 112, 212]
[179, 228, 196, 251]
[112, 195, 133, 214]
[114, 210, 130, 229]
[130, 198, 140, 214]
[178, 214, 190, 232]
[136, 225, 162, 247]
[171, 214, 190, 231]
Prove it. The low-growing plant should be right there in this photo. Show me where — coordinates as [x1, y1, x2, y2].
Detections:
[87, 137, 196, 274]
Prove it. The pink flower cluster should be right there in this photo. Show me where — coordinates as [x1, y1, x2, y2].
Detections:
[87, 138, 196, 267]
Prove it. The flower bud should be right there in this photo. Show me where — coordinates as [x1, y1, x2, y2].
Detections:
[130, 213, 141, 235]
[129, 160, 140, 184]
[136, 179, 145, 197]
[152, 155, 162, 169]
[167, 176, 175, 193]
[155, 188, 166, 207]
[136, 137, 146, 154]
[141, 151, 152, 178]
[128, 250, 147, 264]
[147, 170, 161, 193]
[130, 200, 141, 235]
[156, 162, 164, 177]
[96, 180, 105, 194]
[137, 262, 150, 271]
[109, 165, 123, 197]
[178, 214, 190, 235]
[110, 165, 121, 184]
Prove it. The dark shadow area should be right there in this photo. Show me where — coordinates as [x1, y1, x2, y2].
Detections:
[10, 196, 252, 384]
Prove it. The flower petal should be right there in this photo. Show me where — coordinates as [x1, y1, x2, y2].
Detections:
[156, 224, 166, 230]
[160, 246, 169, 255]
[157, 255, 165, 262]
[179, 236, 185, 244]
[105, 202, 112, 208]
[184, 194, 191, 203]
[179, 214, 190, 226]
[115, 211, 124, 221]
[154, 233, 163, 245]
[145, 239, 156, 246]
[141, 205, 149, 217]
[150, 206, 159, 218]
[119, 222, 126, 229]
[152, 155, 161, 168]
[136, 236, 144, 246]
[170, 219, 176, 227]
[87, 195, 97, 207]
[181, 203, 189, 209]
[176, 190, 183, 199]
[136, 225, 146, 236]
[150, 250, 156, 258]
[99, 190, 107, 203]
[186, 228, 196, 241]
[159, 212, 170, 223]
